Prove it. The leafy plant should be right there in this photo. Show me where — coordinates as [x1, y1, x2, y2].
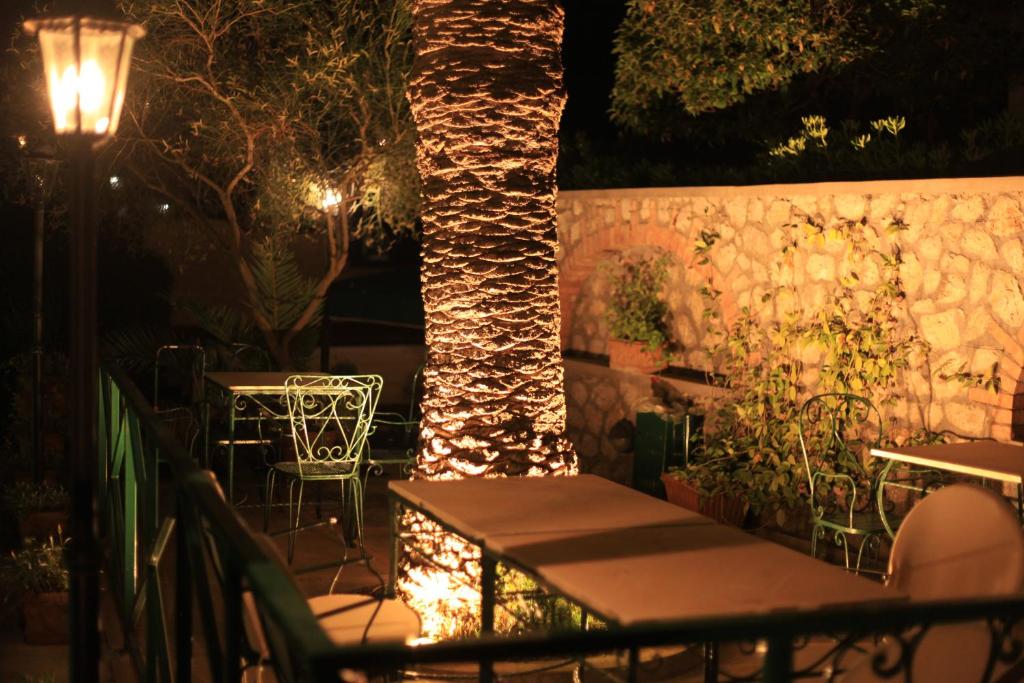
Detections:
[686, 214, 930, 516]
[604, 253, 673, 352]
[3, 481, 68, 521]
[9, 529, 69, 594]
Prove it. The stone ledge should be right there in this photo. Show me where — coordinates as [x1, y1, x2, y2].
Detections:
[560, 176, 1024, 202]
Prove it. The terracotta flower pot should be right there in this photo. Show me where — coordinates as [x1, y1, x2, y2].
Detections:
[22, 591, 69, 645]
[607, 339, 667, 374]
[661, 473, 747, 527]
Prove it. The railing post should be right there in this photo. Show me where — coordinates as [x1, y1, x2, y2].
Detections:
[480, 552, 497, 683]
[763, 634, 794, 683]
[223, 557, 243, 683]
[175, 494, 193, 683]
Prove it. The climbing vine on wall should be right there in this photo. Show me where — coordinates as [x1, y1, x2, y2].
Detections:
[691, 215, 931, 516]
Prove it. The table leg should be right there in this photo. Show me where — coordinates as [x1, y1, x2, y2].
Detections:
[227, 395, 237, 504]
[1017, 483, 1022, 524]
[387, 495, 399, 599]
[577, 608, 589, 681]
[480, 553, 497, 683]
[627, 647, 639, 683]
[703, 641, 718, 683]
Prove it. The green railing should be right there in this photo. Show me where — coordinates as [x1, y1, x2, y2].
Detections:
[98, 361, 1024, 683]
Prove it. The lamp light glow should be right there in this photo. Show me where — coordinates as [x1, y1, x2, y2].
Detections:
[24, 16, 145, 137]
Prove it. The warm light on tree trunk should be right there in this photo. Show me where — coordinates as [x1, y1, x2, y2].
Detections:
[408, 0, 577, 480]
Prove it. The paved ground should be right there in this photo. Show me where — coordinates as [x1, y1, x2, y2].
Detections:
[0, 461, 862, 682]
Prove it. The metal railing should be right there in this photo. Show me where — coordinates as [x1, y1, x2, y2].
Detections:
[99, 361, 1024, 683]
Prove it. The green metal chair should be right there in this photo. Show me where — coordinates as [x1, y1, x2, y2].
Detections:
[798, 393, 888, 574]
[364, 365, 423, 486]
[264, 374, 382, 563]
[153, 343, 207, 463]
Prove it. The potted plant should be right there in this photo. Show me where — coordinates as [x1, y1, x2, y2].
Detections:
[4, 481, 69, 544]
[662, 457, 749, 527]
[10, 529, 70, 645]
[605, 253, 672, 373]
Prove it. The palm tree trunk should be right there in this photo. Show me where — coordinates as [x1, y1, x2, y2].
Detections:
[408, 0, 577, 480]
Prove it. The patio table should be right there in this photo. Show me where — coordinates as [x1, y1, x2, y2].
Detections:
[387, 474, 900, 681]
[870, 441, 1024, 521]
[206, 371, 324, 502]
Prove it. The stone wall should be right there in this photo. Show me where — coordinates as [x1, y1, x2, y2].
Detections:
[557, 177, 1024, 477]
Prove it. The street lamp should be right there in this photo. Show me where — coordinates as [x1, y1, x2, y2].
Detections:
[24, 4, 143, 683]
[21, 141, 60, 486]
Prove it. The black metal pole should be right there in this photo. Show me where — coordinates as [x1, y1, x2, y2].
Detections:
[68, 137, 100, 683]
[32, 193, 45, 484]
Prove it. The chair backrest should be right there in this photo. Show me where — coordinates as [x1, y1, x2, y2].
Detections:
[285, 375, 381, 475]
[407, 364, 425, 422]
[887, 483, 1024, 600]
[798, 393, 882, 489]
[154, 343, 206, 413]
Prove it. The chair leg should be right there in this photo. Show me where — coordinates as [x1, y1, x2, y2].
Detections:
[839, 532, 851, 571]
[263, 468, 276, 532]
[810, 524, 820, 560]
[286, 480, 305, 565]
[351, 478, 364, 548]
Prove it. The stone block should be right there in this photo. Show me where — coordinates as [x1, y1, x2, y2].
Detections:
[929, 194, 953, 224]
[868, 193, 899, 222]
[920, 309, 965, 351]
[899, 252, 923, 297]
[724, 197, 748, 228]
[765, 200, 791, 225]
[1001, 238, 1024, 274]
[943, 401, 988, 436]
[834, 194, 867, 220]
[968, 263, 991, 305]
[961, 229, 997, 261]
[903, 200, 931, 230]
[937, 274, 967, 305]
[917, 235, 943, 263]
[791, 194, 818, 217]
[939, 252, 970, 274]
[807, 253, 836, 282]
[991, 270, 1024, 328]
[951, 194, 985, 222]
[748, 198, 765, 223]
[923, 270, 941, 296]
[963, 307, 994, 344]
[989, 195, 1024, 237]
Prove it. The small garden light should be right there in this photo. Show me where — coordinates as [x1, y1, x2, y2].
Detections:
[24, 13, 144, 138]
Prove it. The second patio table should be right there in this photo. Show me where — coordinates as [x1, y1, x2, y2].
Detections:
[206, 371, 324, 502]
[871, 441, 1024, 522]
[387, 474, 900, 681]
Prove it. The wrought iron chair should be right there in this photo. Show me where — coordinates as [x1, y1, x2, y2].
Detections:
[264, 374, 381, 563]
[798, 393, 889, 574]
[364, 364, 423, 487]
[154, 344, 207, 463]
[835, 484, 1024, 682]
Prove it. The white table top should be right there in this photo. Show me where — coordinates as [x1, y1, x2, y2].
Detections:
[389, 475, 899, 625]
[206, 371, 325, 393]
[388, 474, 712, 543]
[489, 524, 898, 626]
[870, 442, 1024, 484]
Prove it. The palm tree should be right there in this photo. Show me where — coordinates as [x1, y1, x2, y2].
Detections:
[407, 0, 577, 479]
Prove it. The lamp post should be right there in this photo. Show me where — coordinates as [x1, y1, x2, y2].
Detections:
[24, 4, 143, 682]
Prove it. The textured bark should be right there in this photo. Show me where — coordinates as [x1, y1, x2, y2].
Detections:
[408, 0, 577, 479]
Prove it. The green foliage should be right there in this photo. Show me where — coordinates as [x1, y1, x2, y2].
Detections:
[685, 216, 930, 514]
[8, 529, 69, 594]
[611, 0, 941, 137]
[116, 0, 418, 367]
[612, 0, 858, 132]
[604, 253, 672, 352]
[765, 114, 952, 177]
[3, 482, 68, 521]
[495, 566, 582, 634]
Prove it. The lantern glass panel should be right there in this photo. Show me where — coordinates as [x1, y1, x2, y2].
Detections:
[27, 17, 144, 136]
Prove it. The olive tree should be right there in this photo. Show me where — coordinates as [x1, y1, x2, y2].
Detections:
[117, 0, 418, 368]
